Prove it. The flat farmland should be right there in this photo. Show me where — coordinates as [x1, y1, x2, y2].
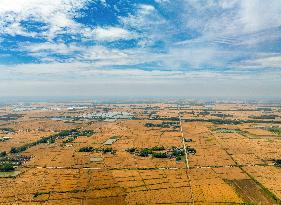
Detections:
[0, 102, 280, 204]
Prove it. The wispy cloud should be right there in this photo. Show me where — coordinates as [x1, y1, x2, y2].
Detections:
[87, 27, 137, 41]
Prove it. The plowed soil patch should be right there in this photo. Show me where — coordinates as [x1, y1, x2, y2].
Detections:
[227, 179, 277, 205]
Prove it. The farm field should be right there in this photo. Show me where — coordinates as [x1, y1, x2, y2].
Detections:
[0, 101, 280, 204]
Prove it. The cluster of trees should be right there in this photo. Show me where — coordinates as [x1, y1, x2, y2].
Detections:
[126, 146, 187, 160]
[0, 162, 15, 172]
[211, 113, 234, 118]
[268, 127, 281, 135]
[257, 108, 272, 111]
[139, 148, 153, 157]
[79, 147, 95, 152]
[79, 147, 114, 154]
[0, 114, 23, 121]
[249, 115, 278, 120]
[145, 121, 180, 129]
[63, 137, 76, 143]
[152, 152, 167, 158]
[148, 117, 179, 121]
[0, 155, 31, 168]
[172, 147, 185, 158]
[185, 119, 242, 125]
[134, 146, 166, 157]
[0, 128, 14, 133]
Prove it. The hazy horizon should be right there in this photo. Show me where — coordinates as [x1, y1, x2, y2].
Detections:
[1, 95, 281, 105]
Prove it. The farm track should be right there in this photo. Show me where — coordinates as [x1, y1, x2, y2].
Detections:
[178, 107, 195, 205]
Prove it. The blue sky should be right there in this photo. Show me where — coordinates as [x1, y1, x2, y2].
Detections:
[0, 0, 280, 97]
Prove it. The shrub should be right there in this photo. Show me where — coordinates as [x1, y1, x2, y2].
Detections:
[172, 148, 185, 157]
[152, 152, 167, 158]
[10, 147, 18, 153]
[268, 127, 281, 135]
[187, 148, 196, 155]
[0, 151, 6, 157]
[58, 129, 79, 137]
[145, 123, 154, 127]
[0, 128, 14, 133]
[0, 162, 15, 172]
[275, 159, 281, 167]
[33, 191, 50, 198]
[10, 145, 29, 153]
[102, 147, 113, 153]
[48, 138, 55, 144]
[79, 147, 95, 152]
[176, 156, 182, 161]
[64, 137, 75, 143]
[139, 148, 153, 157]
[125, 147, 136, 153]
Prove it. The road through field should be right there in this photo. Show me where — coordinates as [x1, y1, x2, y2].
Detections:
[178, 107, 195, 205]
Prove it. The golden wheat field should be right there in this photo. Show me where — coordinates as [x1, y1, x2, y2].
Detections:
[0, 102, 280, 204]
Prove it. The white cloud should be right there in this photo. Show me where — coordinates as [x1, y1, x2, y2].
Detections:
[155, 0, 170, 4]
[239, 0, 281, 33]
[120, 3, 169, 48]
[0, 0, 281, 97]
[91, 27, 136, 41]
[0, 0, 90, 39]
[23, 42, 83, 55]
[0, 0, 138, 42]
[21, 42, 133, 64]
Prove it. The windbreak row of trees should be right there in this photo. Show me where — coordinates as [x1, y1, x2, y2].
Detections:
[184, 119, 281, 125]
[10, 129, 94, 154]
